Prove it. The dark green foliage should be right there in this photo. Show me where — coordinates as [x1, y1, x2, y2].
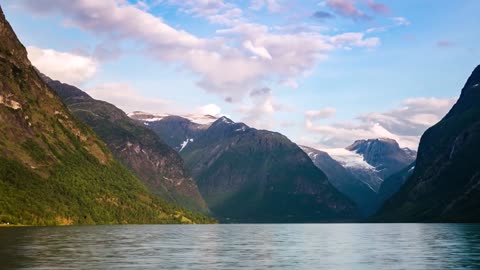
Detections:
[0, 152, 215, 225]
[45, 79, 208, 213]
[0, 6, 214, 225]
[21, 139, 47, 162]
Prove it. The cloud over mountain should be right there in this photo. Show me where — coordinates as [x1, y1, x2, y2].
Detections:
[16, 0, 380, 103]
[302, 97, 457, 149]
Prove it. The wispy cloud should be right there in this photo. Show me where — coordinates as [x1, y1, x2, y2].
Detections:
[436, 40, 456, 48]
[87, 83, 172, 113]
[305, 107, 336, 120]
[16, 0, 380, 104]
[366, 17, 410, 33]
[302, 97, 457, 149]
[250, 0, 281, 13]
[325, 0, 371, 20]
[312, 11, 335, 20]
[365, 0, 390, 15]
[27, 46, 98, 86]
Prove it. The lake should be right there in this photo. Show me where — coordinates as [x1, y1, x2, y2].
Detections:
[0, 224, 479, 269]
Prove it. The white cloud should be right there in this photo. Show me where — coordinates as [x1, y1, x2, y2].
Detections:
[243, 40, 272, 60]
[392, 17, 411, 26]
[238, 87, 289, 129]
[330, 32, 380, 48]
[302, 97, 457, 149]
[17, 0, 381, 103]
[86, 83, 172, 113]
[250, 0, 281, 13]
[305, 107, 336, 120]
[27, 46, 98, 85]
[198, 103, 222, 116]
[166, 0, 243, 26]
[366, 17, 411, 33]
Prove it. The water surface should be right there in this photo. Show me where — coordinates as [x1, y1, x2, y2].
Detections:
[1, 224, 479, 269]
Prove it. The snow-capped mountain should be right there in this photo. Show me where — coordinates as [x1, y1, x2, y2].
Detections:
[321, 138, 416, 192]
[128, 112, 220, 151]
[133, 114, 358, 222]
[322, 147, 383, 192]
[346, 138, 417, 179]
[300, 146, 379, 215]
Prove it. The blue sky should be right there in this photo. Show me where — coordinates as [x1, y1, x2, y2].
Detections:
[3, 0, 479, 149]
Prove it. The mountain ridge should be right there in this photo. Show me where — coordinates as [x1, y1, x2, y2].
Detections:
[43, 76, 209, 212]
[0, 5, 212, 225]
[137, 114, 360, 222]
[375, 65, 480, 222]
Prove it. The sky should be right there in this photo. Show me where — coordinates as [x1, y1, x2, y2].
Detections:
[3, 0, 479, 150]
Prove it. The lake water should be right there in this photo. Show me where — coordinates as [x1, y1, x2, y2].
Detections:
[1, 224, 479, 269]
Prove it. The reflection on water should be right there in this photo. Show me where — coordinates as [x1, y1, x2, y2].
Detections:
[0, 224, 480, 269]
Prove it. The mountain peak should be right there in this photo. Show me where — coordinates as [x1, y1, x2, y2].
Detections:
[345, 138, 416, 180]
[212, 116, 235, 125]
[347, 138, 400, 152]
[0, 5, 30, 69]
[461, 65, 480, 97]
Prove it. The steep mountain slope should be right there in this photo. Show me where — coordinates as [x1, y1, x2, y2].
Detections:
[375, 65, 480, 222]
[325, 147, 384, 191]
[179, 117, 358, 222]
[43, 77, 208, 212]
[0, 6, 212, 225]
[300, 146, 379, 215]
[377, 162, 415, 203]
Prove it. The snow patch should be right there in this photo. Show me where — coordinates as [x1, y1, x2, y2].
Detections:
[473, 84, 479, 88]
[322, 148, 376, 170]
[220, 117, 234, 124]
[144, 116, 168, 122]
[179, 138, 194, 152]
[235, 126, 247, 132]
[128, 111, 217, 126]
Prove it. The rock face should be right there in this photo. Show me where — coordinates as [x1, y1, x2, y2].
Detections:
[300, 146, 379, 216]
[140, 115, 358, 222]
[347, 138, 417, 179]
[44, 78, 208, 212]
[0, 6, 211, 225]
[375, 65, 480, 222]
[324, 139, 416, 192]
[377, 162, 415, 203]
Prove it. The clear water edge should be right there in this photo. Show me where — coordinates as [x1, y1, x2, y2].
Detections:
[1, 224, 479, 269]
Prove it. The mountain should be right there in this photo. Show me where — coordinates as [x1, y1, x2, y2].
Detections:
[324, 147, 384, 192]
[300, 146, 379, 215]
[375, 65, 480, 222]
[377, 162, 415, 203]
[43, 77, 208, 212]
[0, 6, 212, 225]
[347, 138, 417, 179]
[143, 115, 358, 222]
[129, 112, 214, 152]
[324, 139, 416, 192]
